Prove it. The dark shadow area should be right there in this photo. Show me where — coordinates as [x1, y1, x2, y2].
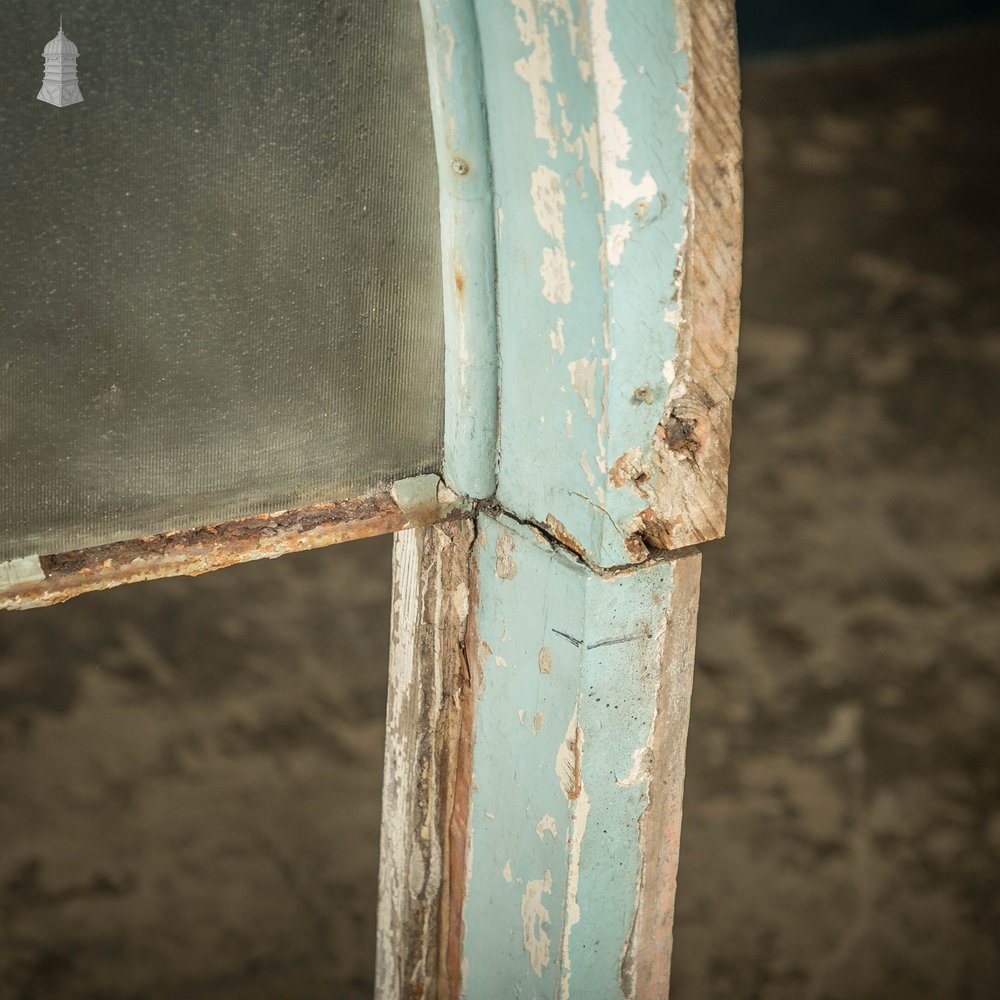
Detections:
[737, 0, 1000, 56]
[1, 536, 393, 999]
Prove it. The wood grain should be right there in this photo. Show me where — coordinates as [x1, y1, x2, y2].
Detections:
[622, 549, 702, 996]
[376, 520, 475, 1000]
[641, 0, 743, 552]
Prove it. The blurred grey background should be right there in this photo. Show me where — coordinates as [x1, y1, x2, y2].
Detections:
[2, 3, 1000, 998]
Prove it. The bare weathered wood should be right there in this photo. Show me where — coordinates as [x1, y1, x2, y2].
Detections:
[622, 550, 702, 995]
[376, 519, 475, 1000]
[641, 0, 743, 551]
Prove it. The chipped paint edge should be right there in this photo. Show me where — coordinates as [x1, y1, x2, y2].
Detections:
[0, 555, 46, 590]
[476, 0, 741, 569]
[620, 548, 701, 996]
[458, 512, 698, 997]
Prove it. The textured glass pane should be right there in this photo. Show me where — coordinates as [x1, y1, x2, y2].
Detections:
[1, 1, 443, 561]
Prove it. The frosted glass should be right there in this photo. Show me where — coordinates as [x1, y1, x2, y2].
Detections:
[0, 1, 443, 562]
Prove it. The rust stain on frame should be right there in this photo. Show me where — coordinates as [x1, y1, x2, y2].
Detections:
[1, 484, 470, 611]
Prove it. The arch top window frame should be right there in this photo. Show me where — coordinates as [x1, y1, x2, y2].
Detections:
[402, 2, 741, 996]
[437, 0, 742, 571]
[1, 0, 739, 607]
[1, 2, 743, 996]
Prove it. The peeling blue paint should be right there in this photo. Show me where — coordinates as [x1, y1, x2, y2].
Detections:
[472, 0, 691, 567]
[462, 513, 675, 997]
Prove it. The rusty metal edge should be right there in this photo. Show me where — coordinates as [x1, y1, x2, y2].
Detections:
[1, 486, 472, 612]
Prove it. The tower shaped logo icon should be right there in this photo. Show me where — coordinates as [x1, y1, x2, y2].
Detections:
[38, 16, 83, 107]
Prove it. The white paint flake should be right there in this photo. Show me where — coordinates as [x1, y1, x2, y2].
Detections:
[582, 121, 601, 186]
[568, 357, 596, 418]
[531, 165, 566, 240]
[521, 869, 554, 977]
[590, 0, 657, 210]
[554, 714, 589, 998]
[496, 534, 519, 580]
[541, 246, 573, 304]
[557, 91, 574, 139]
[616, 745, 655, 788]
[532, 165, 574, 303]
[535, 815, 558, 840]
[550, 0, 581, 53]
[549, 318, 566, 354]
[675, 100, 690, 134]
[513, 0, 558, 159]
[607, 219, 632, 266]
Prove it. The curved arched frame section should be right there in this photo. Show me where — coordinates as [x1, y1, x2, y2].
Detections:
[420, 0, 499, 501]
[429, 0, 741, 570]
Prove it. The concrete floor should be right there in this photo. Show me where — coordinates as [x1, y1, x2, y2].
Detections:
[2, 27, 999, 1000]
[674, 28, 1000, 1000]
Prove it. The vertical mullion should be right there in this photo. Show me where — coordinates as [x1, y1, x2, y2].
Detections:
[376, 520, 475, 999]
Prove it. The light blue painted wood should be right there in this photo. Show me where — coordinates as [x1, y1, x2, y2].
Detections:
[472, 1, 692, 567]
[378, 5, 736, 993]
[420, 0, 498, 500]
[461, 512, 686, 997]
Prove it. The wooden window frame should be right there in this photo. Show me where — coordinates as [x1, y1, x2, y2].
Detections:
[1, 2, 742, 996]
